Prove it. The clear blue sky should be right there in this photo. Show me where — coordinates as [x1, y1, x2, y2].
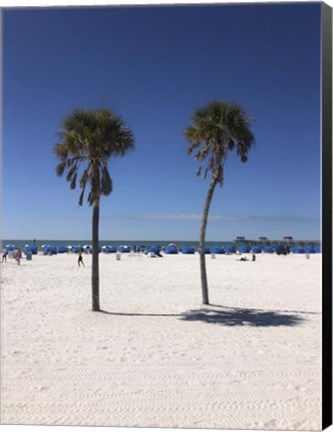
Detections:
[2, 3, 321, 241]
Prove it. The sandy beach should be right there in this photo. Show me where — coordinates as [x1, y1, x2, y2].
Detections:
[0, 252, 322, 430]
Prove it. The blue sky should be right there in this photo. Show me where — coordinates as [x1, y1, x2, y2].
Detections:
[2, 3, 322, 241]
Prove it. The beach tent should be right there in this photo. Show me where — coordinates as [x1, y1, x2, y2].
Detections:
[102, 245, 116, 253]
[164, 245, 178, 254]
[263, 246, 275, 253]
[304, 246, 316, 254]
[210, 246, 225, 254]
[251, 246, 262, 253]
[292, 247, 305, 254]
[43, 245, 57, 255]
[57, 245, 69, 253]
[224, 245, 236, 254]
[145, 245, 162, 256]
[5, 244, 17, 251]
[118, 245, 131, 253]
[24, 244, 38, 254]
[83, 244, 93, 253]
[197, 246, 211, 254]
[181, 245, 195, 254]
[71, 245, 83, 253]
[238, 245, 251, 253]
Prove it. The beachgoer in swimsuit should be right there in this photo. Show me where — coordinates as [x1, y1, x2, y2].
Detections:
[1, 250, 8, 263]
[78, 251, 85, 267]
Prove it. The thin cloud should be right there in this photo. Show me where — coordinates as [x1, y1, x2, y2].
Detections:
[100, 213, 319, 223]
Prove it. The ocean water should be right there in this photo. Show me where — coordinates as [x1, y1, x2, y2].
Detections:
[1, 239, 235, 249]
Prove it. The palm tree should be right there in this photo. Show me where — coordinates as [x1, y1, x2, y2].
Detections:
[184, 100, 254, 305]
[54, 108, 134, 311]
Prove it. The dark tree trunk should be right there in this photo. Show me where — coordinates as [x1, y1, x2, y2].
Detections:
[200, 176, 218, 305]
[92, 198, 100, 311]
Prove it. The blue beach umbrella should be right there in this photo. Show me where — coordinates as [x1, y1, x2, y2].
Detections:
[118, 245, 131, 253]
[225, 245, 236, 254]
[263, 246, 275, 253]
[238, 245, 251, 253]
[292, 247, 305, 254]
[164, 245, 178, 254]
[181, 245, 195, 254]
[24, 244, 38, 254]
[145, 245, 162, 255]
[57, 245, 69, 253]
[5, 244, 17, 251]
[210, 246, 225, 254]
[197, 246, 211, 254]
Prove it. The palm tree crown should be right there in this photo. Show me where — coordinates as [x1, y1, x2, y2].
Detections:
[54, 108, 134, 205]
[184, 100, 254, 186]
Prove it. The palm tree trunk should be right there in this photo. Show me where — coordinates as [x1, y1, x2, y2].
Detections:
[92, 198, 100, 311]
[200, 177, 218, 305]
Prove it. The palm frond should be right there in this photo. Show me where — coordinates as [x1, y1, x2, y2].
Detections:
[55, 161, 67, 177]
[78, 187, 85, 207]
[101, 165, 112, 196]
[70, 173, 77, 190]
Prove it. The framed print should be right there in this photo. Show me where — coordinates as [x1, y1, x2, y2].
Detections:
[1, 1, 332, 431]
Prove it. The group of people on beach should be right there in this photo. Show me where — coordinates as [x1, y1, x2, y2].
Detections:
[1, 248, 22, 265]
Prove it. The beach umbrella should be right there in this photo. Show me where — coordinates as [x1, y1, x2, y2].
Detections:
[197, 246, 211, 254]
[238, 245, 251, 253]
[24, 244, 38, 254]
[292, 247, 305, 254]
[225, 245, 236, 254]
[164, 245, 178, 254]
[57, 245, 69, 253]
[304, 246, 316, 254]
[181, 245, 195, 254]
[145, 245, 162, 257]
[210, 246, 225, 254]
[118, 245, 131, 253]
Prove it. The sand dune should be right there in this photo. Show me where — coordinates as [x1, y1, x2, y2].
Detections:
[0, 252, 322, 430]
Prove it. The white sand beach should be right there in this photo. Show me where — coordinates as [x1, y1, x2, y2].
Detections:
[0, 252, 322, 430]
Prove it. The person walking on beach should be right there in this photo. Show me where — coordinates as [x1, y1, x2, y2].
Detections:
[78, 250, 85, 267]
[16, 248, 22, 265]
[1, 250, 8, 263]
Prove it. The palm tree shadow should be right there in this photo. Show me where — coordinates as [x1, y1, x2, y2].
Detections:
[180, 306, 305, 327]
[100, 306, 305, 327]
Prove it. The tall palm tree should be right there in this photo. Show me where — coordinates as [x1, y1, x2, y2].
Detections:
[184, 100, 254, 305]
[54, 108, 134, 311]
